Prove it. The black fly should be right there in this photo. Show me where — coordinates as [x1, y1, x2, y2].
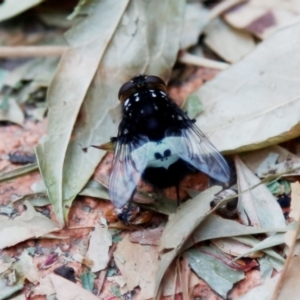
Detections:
[106, 75, 230, 210]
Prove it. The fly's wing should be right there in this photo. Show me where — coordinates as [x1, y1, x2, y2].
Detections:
[109, 135, 149, 208]
[165, 121, 230, 183]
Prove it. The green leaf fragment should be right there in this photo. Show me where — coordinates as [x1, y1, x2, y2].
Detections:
[80, 271, 96, 292]
[186, 247, 244, 298]
[182, 93, 203, 119]
[0, 163, 38, 184]
[110, 285, 122, 297]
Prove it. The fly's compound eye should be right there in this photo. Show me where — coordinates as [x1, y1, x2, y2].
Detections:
[145, 75, 166, 86]
[145, 75, 167, 93]
[118, 81, 135, 102]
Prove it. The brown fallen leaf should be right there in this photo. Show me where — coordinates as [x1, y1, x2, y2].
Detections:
[129, 226, 164, 246]
[86, 223, 112, 272]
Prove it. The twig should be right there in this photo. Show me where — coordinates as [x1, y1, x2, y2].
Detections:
[0, 46, 68, 57]
[179, 52, 230, 70]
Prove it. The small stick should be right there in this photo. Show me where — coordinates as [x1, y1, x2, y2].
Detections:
[0, 46, 68, 57]
[179, 52, 230, 70]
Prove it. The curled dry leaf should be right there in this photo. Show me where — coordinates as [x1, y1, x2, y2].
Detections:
[196, 22, 300, 153]
[235, 156, 286, 228]
[0, 201, 59, 249]
[36, 0, 185, 226]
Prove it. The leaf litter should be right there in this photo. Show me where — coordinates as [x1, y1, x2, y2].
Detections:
[2, 1, 300, 300]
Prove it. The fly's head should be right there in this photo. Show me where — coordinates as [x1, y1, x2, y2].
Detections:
[118, 75, 167, 103]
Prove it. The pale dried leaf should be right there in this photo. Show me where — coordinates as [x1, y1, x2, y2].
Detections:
[37, 0, 185, 225]
[224, 0, 300, 39]
[204, 17, 255, 63]
[18, 251, 39, 283]
[186, 247, 244, 298]
[114, 235, 159, 300]
[180, 2, 210, 49]
[184, 214, 288, 251]
[277, 256, 300, 300]
[0, 0, 44, 22]
[33, 275, 55, 296]
[0, 98, 24, 125]
[212, 238, 264, 258]
[285, 183, 300, 253]
[86, 224, 112, 272]
[236, 274, 280, 300]
[196, 23, 300, 153]
[154, 186, 222, 299]
[0, 201, 59, 249]
[50, 273, 99, 300]
[129, 226, 164, 246]
[240, 145, 300, 177]
[235, 156, 286, 228]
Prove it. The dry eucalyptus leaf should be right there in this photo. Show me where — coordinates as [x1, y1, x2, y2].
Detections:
[184, 214, 287, 251]
[154, 186, 222, 300]
[240, 145, 300, 177]
[233, 232, 292, 261]
[4, 57, 60, 88]
[212, 238, 264, 258]
[236, 274, 280, 300]
[0, 0, 44, 22]
[235, 156, 286, 228]
[0, 201, 59, 249]
[180, 2, 210, 49]
[224, 0, 300, 39]
[186, 247, 244, 299]
[114, 234, 159, 300]
[196, 22, 300, 153]
[86, 224, 112, 272]
[129, 226, 164, 246]
[0, 98, 24, 125]
[36, 0, 185, 226]
[204, 17, 255, 63]
[233, 235, 285, 264]
[284, 182, 300, 254]
[33, 275, 55, 296]
[49, 273, 99, 300]
[276, 255, 300, 300]
[18, 251, 39, 283]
